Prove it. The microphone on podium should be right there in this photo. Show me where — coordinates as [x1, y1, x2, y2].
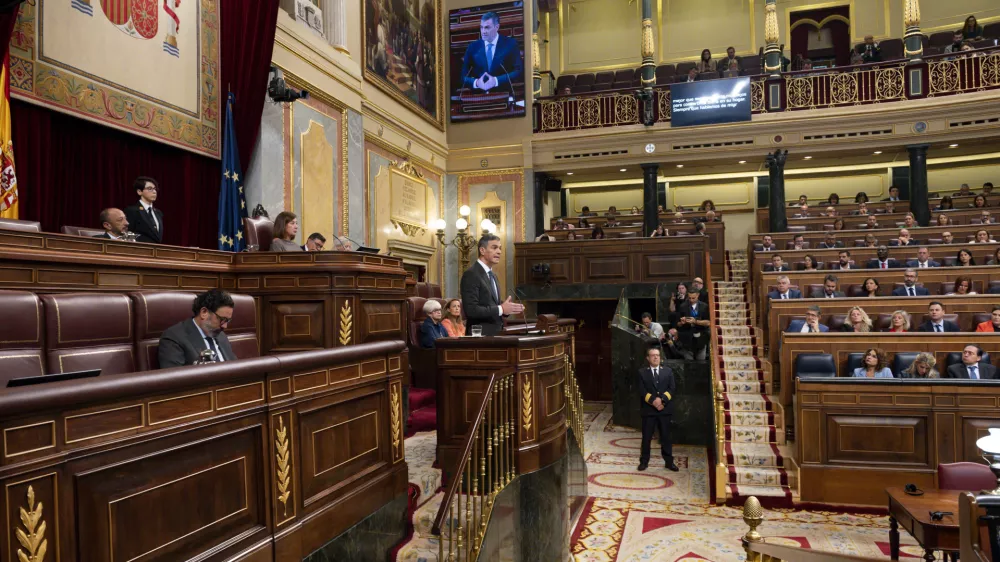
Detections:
[511, 288, 531, 334]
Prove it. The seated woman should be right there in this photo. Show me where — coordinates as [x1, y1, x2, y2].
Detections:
[695, 49, 717, 73]
[885, 310, 910, 332]
[630, 205, 641, 215]
[972, 195, 989, 208]
[949, 275, 977, 295]
[936, 213, 951, 226]
[963, 15, 984, 40]
[270, 211, 303, 251]
[832, 218, 846, 231]
[863, 233, 879, 248]
[566, 231, 578, 240]
[840, 306, 873, 332]
[956, 248, 976, 266]
[976, 305, 1000, 332]
[862, 277, 880, 297]
[419, 300, 449, 348]
[898, 352, 939, 379]
[591, 226, 606, 239]
[853, 348, 894, 378]
[650, 222, 668, 237]
[801, 254, 819, 271]
[854, 191, 869, 204]
[935, 196, 954, 210]
[699, 199, 716, 212]
[974, 229, 996, 243]
[441, 299, 466, 337]
[827, 193, 841, 205]
[987, 247, 1000, 266]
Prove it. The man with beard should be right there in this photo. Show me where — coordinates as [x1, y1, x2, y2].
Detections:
[159, 289, 238, 367]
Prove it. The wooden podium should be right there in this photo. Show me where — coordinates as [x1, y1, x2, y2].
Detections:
[435, 331, 571, 475]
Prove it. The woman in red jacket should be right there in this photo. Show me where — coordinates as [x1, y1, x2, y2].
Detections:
[976, 305, 1000, 332]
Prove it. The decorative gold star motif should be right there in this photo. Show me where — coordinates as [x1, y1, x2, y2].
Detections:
[240, 200, 245, 209]
[224, 170, 232, 179]
[239, 186, 243, 194]
[233, 173, 239, 182]
[219, 234, 227, 245]
[236, 230, 243, 241]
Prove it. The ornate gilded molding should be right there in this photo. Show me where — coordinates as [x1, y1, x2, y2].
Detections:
[390, 219, 427, 238]
[641, 18, 654, 59]
[16, 485, 48, 562]
[339, 300, 353, 346]
[390, 383, 403, 460]
[521, 378, 533, 435]
[903, 0, 920, 28]
[275, 418, 292, 517]
[763, 1, 779, 45]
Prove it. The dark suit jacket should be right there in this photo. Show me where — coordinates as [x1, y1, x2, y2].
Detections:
[814, 291, 846, 298]
[786, 320, 829, 333]
[159, 319, 236, 368]
[946, 362, 998, 379]
[892, 286, 931, 296]
[866, 258, 900, 269]
[767, 265, 790, 272]
[767, 290, 802, 300]
[990, 286, 1000, 295]
[889, 239, 920, 247]
[460, 262, 503, 336]
[759, 244, 777, 251]
[124, 203, 164, 243]
[916, 320, 960, 332]
[905, 260, 941, 268]
[419, 317, 449, 349]
[676, 301, 709, 344]
[460, 35, 523, 92]
[638, 365, 675, 416]
[819, 241, 845, 248]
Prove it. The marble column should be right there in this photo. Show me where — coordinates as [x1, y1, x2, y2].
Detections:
[642, 164, 659, 236]
[763, 0, 781, 76]
[908, 145, 930, 227]
[903, 0, 923, 60]
[765, 150, 788, 233]
[533, 172, 548, 238]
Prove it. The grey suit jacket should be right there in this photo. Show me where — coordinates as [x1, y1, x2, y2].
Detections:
[159, 319, 236, 369]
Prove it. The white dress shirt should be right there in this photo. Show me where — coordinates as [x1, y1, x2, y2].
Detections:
[139, 199, 160, 231]
[192, 319, 225, 362]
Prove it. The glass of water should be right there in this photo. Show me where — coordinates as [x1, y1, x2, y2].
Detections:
[471, 325, 483, 337]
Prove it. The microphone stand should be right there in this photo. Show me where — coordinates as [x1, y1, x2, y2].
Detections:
[512, 288, 531, 334]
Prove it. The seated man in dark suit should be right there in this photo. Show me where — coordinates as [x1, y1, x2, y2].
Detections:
[832, 250, 855, 270]
[890, 228, 918, 247]
[906, 247, 940, 269]
[123, 176, 164, 244]
[676, 289, 710, 359]
[767, 275, 801, 300]
[892, 269, 930, 297]
[637, 347, 678, 472]
[419, 300, 449, 348]
[159, 289, 238, 368]
[302, 232, 326, 251]
[881, 186, 902, 202]
[945, 345, 997, 379]
[866, 246, 899, 269]
[916, 301, 961, 332]
[759, 234, 777, 252]
[769, 254, 790, 272]
[786, 305, 829, 333]
[95, 207, 132, 241]
[817, 274, 845, 298]
[819, 233, 843, 249]
[861, 214, 880, 229]
[459, 11, 523, 94]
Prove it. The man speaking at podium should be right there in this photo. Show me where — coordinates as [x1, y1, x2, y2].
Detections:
[461, 234, 523, 336]
[459, 11, 522, 94]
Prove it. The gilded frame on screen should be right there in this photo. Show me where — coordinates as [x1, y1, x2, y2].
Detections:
[362, 0, 445, 130]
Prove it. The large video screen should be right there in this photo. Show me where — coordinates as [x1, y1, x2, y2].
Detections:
[448, 2, 526, 123]
[670, 77, 751, 128]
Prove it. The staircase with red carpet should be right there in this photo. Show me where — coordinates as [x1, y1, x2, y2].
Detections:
[407, 386, 437, 436]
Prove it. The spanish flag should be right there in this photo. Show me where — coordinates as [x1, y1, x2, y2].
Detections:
[0, 50, 17, 219]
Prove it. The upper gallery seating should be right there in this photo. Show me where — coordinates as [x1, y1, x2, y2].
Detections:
[0, 289, 260, 386]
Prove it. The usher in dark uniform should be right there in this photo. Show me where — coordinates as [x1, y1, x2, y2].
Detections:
[638, 363, 677, 470]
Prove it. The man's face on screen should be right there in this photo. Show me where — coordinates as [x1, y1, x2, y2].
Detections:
[480, 18, 498, 43]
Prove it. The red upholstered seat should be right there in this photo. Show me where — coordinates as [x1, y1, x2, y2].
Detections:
[0, 290, 46, 385]
[227, 293, 260, 359]
[938, 462, 996, 491]
[130, 292, 198, 371]
[40, 293, 135, 375]
[0, 218, 42, 233]
[243, 216, 274, 251]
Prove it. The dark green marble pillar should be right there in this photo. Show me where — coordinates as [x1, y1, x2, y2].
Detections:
[908, 144, 930, 227]
[642, 164, 659, 236]
[766, 149, 789, 233]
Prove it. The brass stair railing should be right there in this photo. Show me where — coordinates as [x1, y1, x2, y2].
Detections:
[432, 370, 517, 562]
[564, 356, 585, 455]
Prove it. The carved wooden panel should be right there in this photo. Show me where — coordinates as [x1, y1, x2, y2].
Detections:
[268, 300, 326, 351]
[4, 472, 59, 562]
[297, 390, 385, 505]
[827, 414, 927, 466]
[642, 254, 690, 280]
[73, 424, 266, 562]
[537, 362, 566, 440]
[359, 301, 402, 342]
[584, 256, 628, 282]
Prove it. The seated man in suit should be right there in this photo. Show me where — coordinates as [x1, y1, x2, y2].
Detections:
[676, 289, 710, 360]
[862, 214, 880, 229]
[786, 305, 829, 333]
[302, 233, 326, 251]
[759, 234, 777, 252]
[833, 250, 854, 270]
[917, 301, 961, 332]
[768, 254, 790, 272]
[159, 289, 238, 368]
[790, 194, 808, 207]
[891, 228, 918, 247]
[637, 347, 678, 472]
[879, 201, 897, 215]
[419, 300, 449, 348]
[460, 11, 523, 94]
[851, 202, 870, 216]
[981, 210, 996, 225]
[460, 234, 523, 335]
[881, 186, 902, 202]
[718, 46, 743, 72]
[946, 345, 997, 379]
[866, 246, 899, 269]
[790, 234, 806, 251]
[941, 231, 955, 245]
[96, 208, 131, 241]
[768, 275, 801, 301]
[892, 268, 930, 297]
[819, 233, 843, 249]
[123, 176, 164, 244]
[817, 274, 845, 298]
[906, 247, 940, 269]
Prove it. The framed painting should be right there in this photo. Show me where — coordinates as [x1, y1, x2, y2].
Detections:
[363, 0, 444, 129]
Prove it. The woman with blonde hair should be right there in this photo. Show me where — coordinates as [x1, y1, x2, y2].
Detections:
[441, 299, 466, 338]
[271, 211, 303, 252]
[885, 310, 910, 333]
[899, 353, 939, 379]
[839, 306, 872, 332]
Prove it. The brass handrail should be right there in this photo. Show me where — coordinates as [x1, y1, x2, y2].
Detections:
[709, 247, 728, 503]
[432, 369, 517, 561]
[563, 356, 585, 455]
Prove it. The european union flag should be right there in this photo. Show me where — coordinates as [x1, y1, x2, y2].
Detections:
[217, 92, 247, 252]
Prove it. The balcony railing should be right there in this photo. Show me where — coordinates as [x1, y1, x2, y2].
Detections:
[533, 48, 1000, 133]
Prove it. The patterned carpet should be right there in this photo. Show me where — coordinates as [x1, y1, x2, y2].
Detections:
[715, 250, 794, 503]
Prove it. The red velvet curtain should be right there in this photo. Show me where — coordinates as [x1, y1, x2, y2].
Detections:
[9, 0, 280, 248]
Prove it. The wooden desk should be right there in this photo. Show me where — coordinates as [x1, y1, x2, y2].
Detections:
[887, 487, 960, 561]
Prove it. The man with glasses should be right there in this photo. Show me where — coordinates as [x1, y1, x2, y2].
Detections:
[124, 176, 165, 244]
[159, 289, 238, 368]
